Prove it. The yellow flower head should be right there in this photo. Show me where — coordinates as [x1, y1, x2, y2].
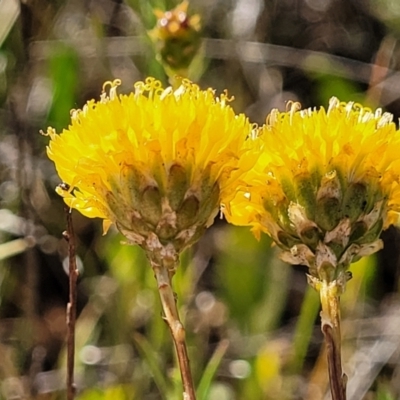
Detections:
[224, 98, 400, 280]
[46, 77, 255, 255]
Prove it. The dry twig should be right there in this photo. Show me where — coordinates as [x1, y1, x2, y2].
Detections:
[63, 204, 79, 400]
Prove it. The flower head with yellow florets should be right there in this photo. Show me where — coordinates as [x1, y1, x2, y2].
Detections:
[45, 77, 256, 262]
[224, 98, 400, 287]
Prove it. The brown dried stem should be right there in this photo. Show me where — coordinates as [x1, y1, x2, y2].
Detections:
[151, 258, 196, 400]
[366, 35, 396, 105]
[63, 206, 79, 400]
[319, 280, 347, 400]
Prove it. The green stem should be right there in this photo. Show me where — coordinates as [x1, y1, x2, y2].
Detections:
[151, 258, 196, 400]
[319, 280, 347, 400]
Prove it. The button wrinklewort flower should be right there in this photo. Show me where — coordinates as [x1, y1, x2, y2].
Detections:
[224, 97, 400, 281]
[46, 77, 255, 257]
[149, 0, 201, 76]
[223, 97, 400, 399]
[45, 77, 256, 400]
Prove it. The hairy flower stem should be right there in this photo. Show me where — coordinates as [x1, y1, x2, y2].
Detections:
[319, 280, 347, 400]
[152, 260, 196, 400]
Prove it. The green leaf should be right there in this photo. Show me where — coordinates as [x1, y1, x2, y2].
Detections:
[289, 285, 320, 373]
[47, 45, 79, 130]
[197, 339, 229, 400]
[133, 332, 170, 399]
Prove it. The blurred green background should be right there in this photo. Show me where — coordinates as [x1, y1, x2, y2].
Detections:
[1, 0, 400, 399]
